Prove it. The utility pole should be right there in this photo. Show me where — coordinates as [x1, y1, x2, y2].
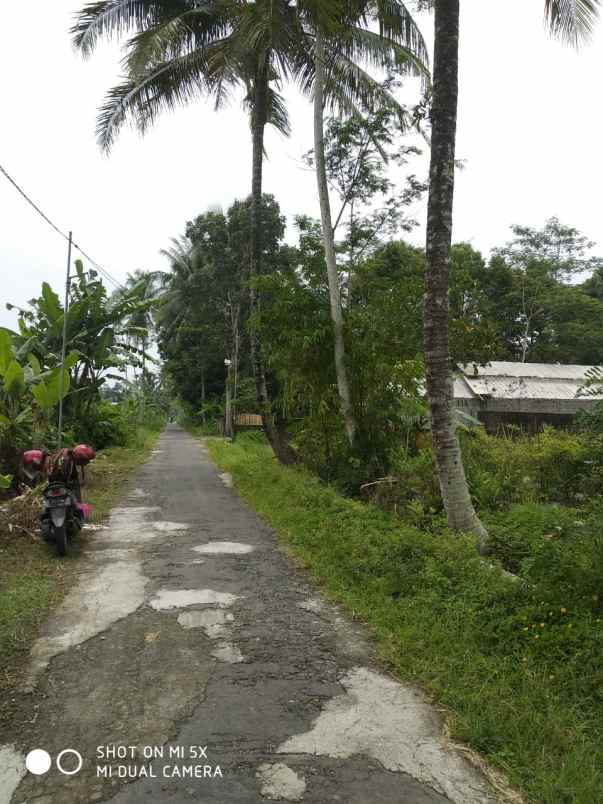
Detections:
[224, 358, 233, 439]
[57, 232, 73, 450]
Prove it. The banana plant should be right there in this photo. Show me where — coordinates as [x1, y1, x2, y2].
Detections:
[0, 329, 77, 474]
[7, 260, 153, 422]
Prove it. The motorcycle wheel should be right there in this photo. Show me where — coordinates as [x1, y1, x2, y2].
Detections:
[54, 522, 67, 556]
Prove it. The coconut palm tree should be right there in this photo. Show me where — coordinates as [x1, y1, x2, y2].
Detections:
[424, 0, 600, 553]
[116, 269, 165, 376]
[72, 0, 302, 461]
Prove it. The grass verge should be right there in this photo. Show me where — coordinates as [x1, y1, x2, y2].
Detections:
[206, 434, 602, 804]
[0, 427, 160, 726]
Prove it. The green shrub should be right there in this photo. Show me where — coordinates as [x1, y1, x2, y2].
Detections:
[72, 398, 166, 450]
[462, 427, 602, 509]
[484, 503, 580, 573]
[73, 400, 131, 449]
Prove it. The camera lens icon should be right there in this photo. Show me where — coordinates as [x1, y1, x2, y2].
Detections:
[56, 749, 83, 776]
[25, 748, 83, 776]
[25, 750, 51, 775]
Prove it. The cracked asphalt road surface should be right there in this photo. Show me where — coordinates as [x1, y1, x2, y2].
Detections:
[0, 426, 502, 804]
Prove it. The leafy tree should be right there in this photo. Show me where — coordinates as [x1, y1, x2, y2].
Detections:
[158, 195, 292, 427]
[305, 105, 427, 301]
[254, 229, 429, 484]
[311, 2, 428, 446]
[494, 216, 603, 281]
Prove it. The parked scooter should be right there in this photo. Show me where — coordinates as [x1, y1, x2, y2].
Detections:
[22, 444, 95, 556]
[42, 445, 95, 555]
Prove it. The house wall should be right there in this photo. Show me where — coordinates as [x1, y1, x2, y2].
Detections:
[477, 410, 577, 435]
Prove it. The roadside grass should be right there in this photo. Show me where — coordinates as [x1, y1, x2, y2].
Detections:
[206, 434, 602, 804]
[0, 427, 160, 726]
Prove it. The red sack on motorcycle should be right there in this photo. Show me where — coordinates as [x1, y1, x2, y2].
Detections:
[73, 444, 95, 465]
[22, 449, 45, 469]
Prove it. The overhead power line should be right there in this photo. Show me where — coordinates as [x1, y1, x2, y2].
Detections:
[0, 161, 125, 291]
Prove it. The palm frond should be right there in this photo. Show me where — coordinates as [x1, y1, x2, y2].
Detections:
[266, 87, 291, 136]
[124, 5, 231, 74]
[544, 0, 600, 45]
[72, 0, 166, 57]
[96, 44, 238, 151]
[323, 52, 412, 129]
[337, 25, 430, 86]
[368, 0, 429, 66]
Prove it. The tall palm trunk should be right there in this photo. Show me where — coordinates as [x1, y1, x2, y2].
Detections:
[314, 29, 357, 447]
[424, 0, 488, 553]
[249, 58, 297, 464]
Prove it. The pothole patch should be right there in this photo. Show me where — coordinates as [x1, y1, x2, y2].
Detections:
[177, 609, 234, 637]
[298, 598, 325, 614]
[91, 548, 135, 561]
[25, 561, 147, 689]
[24, 502, 159, 688]
[129, 488, 148, 499]
[149, 589, 239, 610]
[278, 666, 497, 804]
[256, 762, 306, 802]
[153, 521, 191, 533]
[0, 744, 26, 804]
[211, 641, 245, 664]
[192, 541, 254, 555]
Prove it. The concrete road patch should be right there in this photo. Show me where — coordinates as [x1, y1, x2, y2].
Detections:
[257, 762, 306, 801]
[278, 666, 498, 804]
[192, 541, 254, 555]
[0, 745, 26, 803]
[149, 588, 240, 610]
[24, 560, 147, 689]
[152, 521, 191, 533]
[177, 609, 234, 637]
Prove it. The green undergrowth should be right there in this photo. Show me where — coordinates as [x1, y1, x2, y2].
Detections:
[0, 427, 160, 726]
[206, 434, 602, 804]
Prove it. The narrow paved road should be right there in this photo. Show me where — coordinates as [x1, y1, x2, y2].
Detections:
[1, 426, 501, 804]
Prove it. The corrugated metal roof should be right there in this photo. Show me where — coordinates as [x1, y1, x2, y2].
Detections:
[462, 361, 593, 380]
[458, 362, 603, 401]
[453, 376, 478, 399]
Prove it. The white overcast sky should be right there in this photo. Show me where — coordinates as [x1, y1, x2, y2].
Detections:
[1, 1, 602, 331]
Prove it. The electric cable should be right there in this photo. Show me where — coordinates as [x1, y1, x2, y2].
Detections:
[0, 161, 126, 291]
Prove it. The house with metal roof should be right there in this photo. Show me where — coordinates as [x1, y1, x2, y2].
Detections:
[453, 361, 603, 432]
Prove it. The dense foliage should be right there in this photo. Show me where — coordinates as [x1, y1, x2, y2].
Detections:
[0, 265, 169, 480]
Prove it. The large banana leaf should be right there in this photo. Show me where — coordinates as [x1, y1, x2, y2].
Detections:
[28, 353, 42, 376]
[3, 360, 25, 397]
[40, 282, 63, 325]
[31, 366, 71, 411]
[0, 330, 12, 375]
